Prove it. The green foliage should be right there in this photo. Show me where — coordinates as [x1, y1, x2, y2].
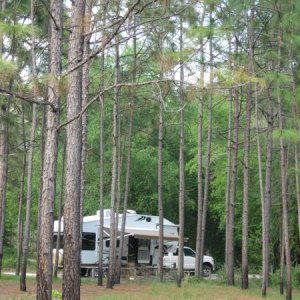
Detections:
[0, 58, 17, 81]
[52, 289, 62, 299]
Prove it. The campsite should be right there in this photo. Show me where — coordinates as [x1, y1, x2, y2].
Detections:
[1, 0, 300, 299]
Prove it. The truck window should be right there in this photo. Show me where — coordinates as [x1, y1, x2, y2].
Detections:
[183, 247, 195, 257]
[82, 232, 96, 251]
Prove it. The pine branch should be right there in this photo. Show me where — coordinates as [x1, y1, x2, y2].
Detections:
[0, 87, 57, 112]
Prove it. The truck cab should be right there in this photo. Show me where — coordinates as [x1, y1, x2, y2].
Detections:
[163, 246, 214, 277]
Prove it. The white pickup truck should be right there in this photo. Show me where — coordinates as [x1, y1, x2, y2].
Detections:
[163, 246, 215, 277]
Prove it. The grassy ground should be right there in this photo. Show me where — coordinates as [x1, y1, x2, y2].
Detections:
[1, 274, 300, 300]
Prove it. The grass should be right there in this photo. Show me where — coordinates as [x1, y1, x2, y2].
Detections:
[88, 280, 300, 300]
[1, 274, 300, 300]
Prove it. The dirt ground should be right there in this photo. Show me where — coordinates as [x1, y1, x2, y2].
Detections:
[0, 279, 145, 300]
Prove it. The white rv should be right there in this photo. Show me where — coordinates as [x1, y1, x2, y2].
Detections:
[53, 209, 214, 276]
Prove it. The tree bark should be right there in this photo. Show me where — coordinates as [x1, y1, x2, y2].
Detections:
[36, 0, 62, 298]
[241, 6, 254, 289]
[277, 31, 292, 300]
[177, 10, 185, 288]
[0, 102, 8, 277]
[107, 36, 121, 290]
[261, 86, 273, 297]
[0, 0, 9, 276]
[80, 0, 93, 250]
[62, 0, 85, 299]
[227, 40, 239, 286]
[158, 86, 164, 282]
[97, 37, 105, 288]
[195, 4, 206, 277]
[225, 36, 233, 270]
[116, 16, 137, 284]
[199, 7, 213, 277]
[15, 105, 26, 276]
[53, 137, 66, 278]
[20, 0, 38, 290]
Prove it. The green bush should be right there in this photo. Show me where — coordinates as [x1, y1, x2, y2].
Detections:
[52, 289, 62, 299]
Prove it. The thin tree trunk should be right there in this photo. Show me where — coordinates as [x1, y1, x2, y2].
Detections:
[158, 87, 164, 282]
[36, 103, 46, 285]
[227, 40, 239, 286]
[80, 0, 93, 249]
[20, 104, 37, 291]
[177, 11, 185, 288]
[195, 5, 206, 277]
[53, 137, 66, 278]
[15, 105, 26, 276]
[225, 36, 233, 270]
[114, 98, 123, 284]
[277, 36, 292, 300]
[36, 0, 62, 297]
[241, 7, 254, 289]
[261, 86, 273, 297]
[199, 7, 213, 277]
[280, 220, 285, 295]
[0, 102, 8, 277]
[107, 36, 121, 290]
[157, 26, 165, 283]
[62, 0, 85, 299]
[97, 38, 105, 288]
[287, 37, 300, 243]
[116, 18, 136, 283]
[295, 144, 300, 239]
[0, 0, 9, 276]
[20, 0, 38, 290]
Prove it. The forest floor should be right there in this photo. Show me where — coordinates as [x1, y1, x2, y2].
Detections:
[0, 274, 299, 300]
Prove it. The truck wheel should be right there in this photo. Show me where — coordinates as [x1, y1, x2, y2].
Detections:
[202, 264, 212, 277]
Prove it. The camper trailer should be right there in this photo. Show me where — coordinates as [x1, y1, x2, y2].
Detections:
[53, 209, 214, 276]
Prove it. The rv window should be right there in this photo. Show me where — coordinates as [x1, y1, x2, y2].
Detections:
[82, 232, 96, 251]
[53, 234, 64, 249]
[105, 240, 120, 248]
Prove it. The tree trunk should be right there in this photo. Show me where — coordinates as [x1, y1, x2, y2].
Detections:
[53, 137, 66, 278]
[107, 37, 121, 290]
[97, 36, 105, 287]
[227, 40, 239, 285]
[241, 7, 254, 289]
[36, 0, 62, 297]
[195, 5, 206, 278]
[62, 0, 85, 299]
[20, 105, 37, 291]
[280, 220, 285, 295]
[15, 105, 26, 276]
[20, 0, 38, 290]
[0, 102, 8, 277]
[295, 145, 300, 240]
[199, 7, 213, 277]
[277, 37, 292, 300]
[80, 0, 93, 250]
[0, 0, 9, 276]
[261, 86, 273, 297]
[158, 87, 164, 282]
[177, 11, 185, 288]
[116, 18, 136, 283]
[225, 36, 233, 270]
[287, 37, 300, 243]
